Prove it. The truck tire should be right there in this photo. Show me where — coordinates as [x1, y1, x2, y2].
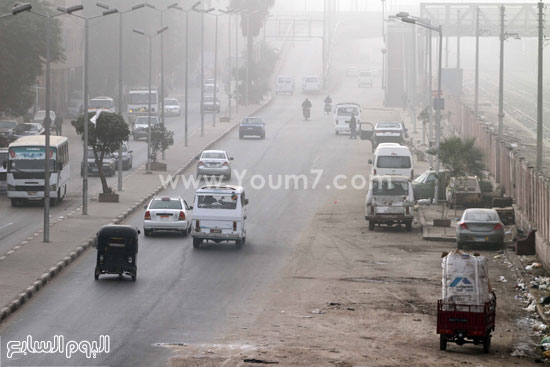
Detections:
[193, 238, 202, 249]
[369, 221, 375, 231]
[483, 334, 491, 354]
[405, 221, 412, 232]
[440, 335, 447, 351]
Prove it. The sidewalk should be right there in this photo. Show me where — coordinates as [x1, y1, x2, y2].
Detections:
[0, 102, 269, 322]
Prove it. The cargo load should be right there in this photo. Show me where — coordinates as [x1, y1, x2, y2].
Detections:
[442, 251, 492, 307]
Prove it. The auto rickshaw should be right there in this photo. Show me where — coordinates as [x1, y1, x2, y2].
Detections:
[94, 225, 139, 281]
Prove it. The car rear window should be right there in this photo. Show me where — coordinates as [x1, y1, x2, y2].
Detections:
[377, 122, 401, 129]
[197, 194, 238, 210]
[337, 107, 358, 116]
[377, 156, 411, 169]
[242, 118, 262, 125]
[149, 199, 182, 210]
[202, 152, 226, 159]
[373, 180, 408, 196]
[464, 210, 498, 221]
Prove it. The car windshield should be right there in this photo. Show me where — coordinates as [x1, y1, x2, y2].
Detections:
[14, 124, 38, 133]
[372, 180, 409, 196]
[337, 107, 358, 116]
[305, 77, 318, 83]
[242, 118, 262, 125]
[464, 210, 498, 222]
[149, 199, 182, 210]
[377, 122, 401, 129]
[165, 99, 178, 106]
[455, 178, 479, 191]
[135, 117, 158, 125]
[201, 152, 226, 159]
[0, 121, 17, 129]
[197, 194, 238, 209]
[129, 93, 157, 104]
[90, 99, 113, 108]
[377, 156, 411, 169]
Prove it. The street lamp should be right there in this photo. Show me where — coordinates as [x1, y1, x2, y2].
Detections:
[397, 13, 443, 204]
[170, 2, 199, 147]
[219, 9, 236, 121]
[133, 26, 169, 174]
[97, 2, 145, 192]
[29, 4, 83, 243]
[68, 7, 119, 216]
[192, 3, 215, 137]
[0, 3, 32, 19]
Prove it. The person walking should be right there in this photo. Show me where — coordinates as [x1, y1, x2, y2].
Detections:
[349, 113, 357, 139]
[54, 113, 63, 136]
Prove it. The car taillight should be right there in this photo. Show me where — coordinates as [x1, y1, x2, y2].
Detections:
[370, 206, 374, 215]
[233, 221, 237, 231]
[223, 161, 229, 166]
[411, 170, 414, 180]
[460, 223, 468, 230]
[493, 223, 503, 230]
[195, 220, 200, 230]
[178, 211, 185, 221]
[198, 161, 205, 166]
[144, 211, 151, 220]
[373, 169, 377, 175]
[406, 206, 410, 215]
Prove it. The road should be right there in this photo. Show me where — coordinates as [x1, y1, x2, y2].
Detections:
[0, 33, 341, 366]
[0, 91, 216, 255]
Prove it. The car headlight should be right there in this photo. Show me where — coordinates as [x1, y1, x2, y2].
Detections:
[8, 184, 15, 190]
[49, 184, 56, 191]
[129, 109, 134, 113]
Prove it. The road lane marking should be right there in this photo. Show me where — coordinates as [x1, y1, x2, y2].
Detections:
[0, 223, 13, 231]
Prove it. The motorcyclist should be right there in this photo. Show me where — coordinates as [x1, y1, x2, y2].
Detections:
[324, 95, 332, 114]
[324, 95, 332, 105]
[302, 98, 312, 120]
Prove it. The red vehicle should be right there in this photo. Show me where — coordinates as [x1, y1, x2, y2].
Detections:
[437, 293, 496, 353]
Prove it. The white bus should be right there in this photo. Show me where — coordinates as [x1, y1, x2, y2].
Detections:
[6, 136, 70, 207]
[127, 89, 158, 124]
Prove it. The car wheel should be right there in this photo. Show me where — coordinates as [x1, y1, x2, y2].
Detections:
[144, 229, 152, 237]
[335, 131, 339, 135]
[405, 221, 412, 232]
[369, 221, 375, 231]
[239, 133, 244, 139]
[131, 270, 137, 282]
[261, 133, 265, 139]
[187, 226, 192, 235]
[10, 199, 18, 207]
[94, 268, 100, 280]
[483, 334, 491, 354]
[235, 239, 243, 249]
[440, 335, 447, 351]
[193, 238, 202, 249]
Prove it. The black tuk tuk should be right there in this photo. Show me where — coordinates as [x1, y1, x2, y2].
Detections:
[94, 225, 139, 281]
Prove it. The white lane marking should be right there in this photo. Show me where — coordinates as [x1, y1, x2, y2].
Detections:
[0, 223, 13, 231]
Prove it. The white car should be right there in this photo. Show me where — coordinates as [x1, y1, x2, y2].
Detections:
[89, 96, 115, 113]
[334, 103, 361, 135]
[196, 150, 233, 180]
[132, 115, 159, 141]
[191, 185, 248, 249]
[143, 196, 193, 236]
[164, 98, 181, 116]
[275, 75, 295, 94]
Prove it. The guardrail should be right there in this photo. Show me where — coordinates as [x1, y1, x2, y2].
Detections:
[446, 95, 550, 268]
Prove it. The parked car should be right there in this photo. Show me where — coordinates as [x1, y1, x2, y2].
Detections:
[33, 110, 55, 124]
[132, 115, 159, 141]
[143, 196, 193, 236]
[365, 175, 414, 231]
[372, 121, 406, 150]
[0, 120, 18, 141]
[334, 103, 361, 135]
[369, 143, 413, 179]
[413, 168, 449, 201]
[456, 208, 504, 250]
[201, 96, 220, 113]
[275, 75, 295, 95]
[302, 75, 321, 93]
[191, 185, 248, 249]
[196, 150, 233, 180]
[9, 123, 45, 141]
[81, 148, 116, 177]
[164, 98, 181, 116]
[239, 117, 265, 139]
[446, 176, 482, 208]
[112, 142, 133, 170]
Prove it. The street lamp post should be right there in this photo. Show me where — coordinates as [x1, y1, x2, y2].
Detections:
[133, 26, 169, 174]
[97, 2, 145, 192]
[220, 10, 235, 120]
[29, 4, 82, 242]
[0, 3, 31, 19]
[398, 13, 443, 203]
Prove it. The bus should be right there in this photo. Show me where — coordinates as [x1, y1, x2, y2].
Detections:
[127, 89, 158, 125]
[6, 136, 70, 207]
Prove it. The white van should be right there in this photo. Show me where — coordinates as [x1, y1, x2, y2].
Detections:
[275, 75, 295, 95]
[369, 143, 413, 179]
[191, 185, 248, 249]
[358, 70, 373, 87]
[365, 175, 414, 231]
[302, 75, 321, 93]
[334, 103, 361, 135]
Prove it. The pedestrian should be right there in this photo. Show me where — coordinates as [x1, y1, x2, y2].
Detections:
[54, 113, 63, 136]
[349, 113, 357, 139]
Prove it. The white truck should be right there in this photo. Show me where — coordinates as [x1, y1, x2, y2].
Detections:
[127, 89, 158, 125]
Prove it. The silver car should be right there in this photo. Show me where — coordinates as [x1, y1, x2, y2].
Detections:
[456, 208, 504, 250]
[143, 196, 193, 236]
[196, 150, 233, 180]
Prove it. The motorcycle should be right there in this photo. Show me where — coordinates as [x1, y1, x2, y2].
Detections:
[324, 103, 332, 114]
[303, 107, 311, 120]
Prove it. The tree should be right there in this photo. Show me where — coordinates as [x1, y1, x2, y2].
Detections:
[235, 43, 278, 104]
[0, 1, 63, 116]
[428, 136, 485, 178]
[150, 124, 174, 163]
[72, 112, 130, 194]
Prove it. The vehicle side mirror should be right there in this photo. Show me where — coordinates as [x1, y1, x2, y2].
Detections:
[137, 229, 141, 235]
[245, 199, 249, 205]
[368, 159, 373, 165]
[143, 205, 147, 209]
[195, 156, 200, 160]
[230, 157, 234, 161]
[188, 206, 193, 210]
[128, 150, 133, 154]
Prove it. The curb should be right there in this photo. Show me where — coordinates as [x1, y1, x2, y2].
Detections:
[0, 99, 274, 324]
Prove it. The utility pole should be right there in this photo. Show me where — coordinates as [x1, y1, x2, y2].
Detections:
[456, 9, 460, 69]
[201, 11, 205, 135]
[474, 6, 480, 120]
[537, 0, 544, 171]
[235, 13, 239, 113]
[434, 25, 443, 204]
[160, 11, 166, 159]
[44, 16, 51, 242]
[497, 5, 505, 183]
[213, 14, 218, 127]
[411, 24, 417, 133]
[117, 11, 123, 191]
[381, 0, 386, 90]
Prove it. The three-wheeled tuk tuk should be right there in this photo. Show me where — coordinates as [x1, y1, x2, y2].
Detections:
[94, 225, 139, 281]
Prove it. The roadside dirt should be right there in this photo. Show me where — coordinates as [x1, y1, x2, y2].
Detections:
[168, 139, 541, 366]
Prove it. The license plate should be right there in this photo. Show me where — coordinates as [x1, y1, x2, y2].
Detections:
[474, 236, 488, 242]
[28, 191, 36, 196]
[210, 229, 222, 234]
[160, 215, 169, 219]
